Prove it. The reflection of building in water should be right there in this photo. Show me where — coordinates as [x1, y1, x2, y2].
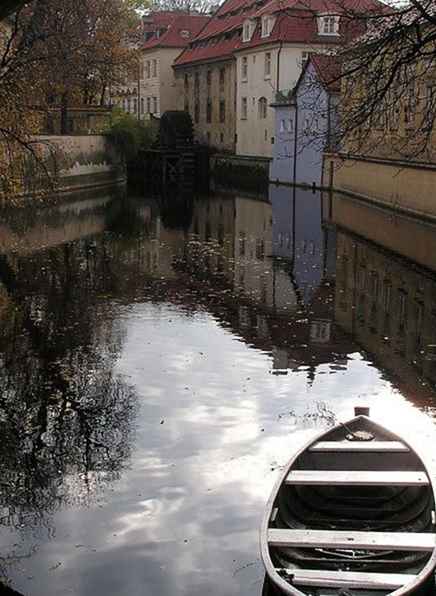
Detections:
[271, 186, 336, 305]
[233, 196, 275, 309]
[334, 204, 436, 393]
[189, 195, 236, 279]
[184, 190, 350, 375]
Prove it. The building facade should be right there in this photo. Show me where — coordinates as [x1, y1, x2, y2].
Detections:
[234, 4, 366, 158]
[270, 54, 339, 186]
[174, 0, 377, 156]
[325, 26, 436, 218]
[173, 6, 243, 153]
[174, 59, 237, 152]
[113, 12, 209, 120]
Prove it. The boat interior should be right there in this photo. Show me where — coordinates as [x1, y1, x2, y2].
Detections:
[266, 417, 436, 596]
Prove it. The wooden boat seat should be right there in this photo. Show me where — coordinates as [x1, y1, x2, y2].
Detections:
[286, 470, 429, 487]
[309, 441, 409, 453]
[268, 528, 436, 551]
[277, 567, 415, 590]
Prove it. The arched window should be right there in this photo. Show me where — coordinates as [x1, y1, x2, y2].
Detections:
[258, 97, 267, 119]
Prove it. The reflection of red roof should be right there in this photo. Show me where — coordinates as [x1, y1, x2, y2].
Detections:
[174, 0, 383, 67]
[141, 12, 210, 51]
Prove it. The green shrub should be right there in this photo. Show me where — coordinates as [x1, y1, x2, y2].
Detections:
[105, 108, 156, 161]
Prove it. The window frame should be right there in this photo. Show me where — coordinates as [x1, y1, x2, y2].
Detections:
[318, 14, 340, 36]
[241, 96, 248, 120]
[264, 52, 271, 79]
[241, 56, 248, 81]
[261, 16, 272, 38]
[258, 97, 267, 119]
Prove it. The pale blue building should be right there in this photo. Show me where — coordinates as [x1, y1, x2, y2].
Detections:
[270, 54, 340, 187]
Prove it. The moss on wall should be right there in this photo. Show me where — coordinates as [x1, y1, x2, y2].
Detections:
[211, 157, 269, 194]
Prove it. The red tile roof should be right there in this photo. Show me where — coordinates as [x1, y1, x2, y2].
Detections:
[309, 53, 341, 91]
[174, 0, 383, 67]
[174, 34, 242, 65]
[141, 12, 210, 51]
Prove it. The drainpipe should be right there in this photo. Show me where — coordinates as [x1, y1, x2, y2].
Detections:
[291, 95, 297, 259]
[292, 98, 298, 186]
[276, 40, 283, 95]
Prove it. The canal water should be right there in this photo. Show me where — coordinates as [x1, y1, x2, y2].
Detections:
[1, 187, 436, 596]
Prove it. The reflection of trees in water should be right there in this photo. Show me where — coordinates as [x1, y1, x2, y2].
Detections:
[0, 239, 137, 536]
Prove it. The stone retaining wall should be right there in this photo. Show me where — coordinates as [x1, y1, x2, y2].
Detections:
[324, 153, 436, 222]
[1, 135, 126, 207]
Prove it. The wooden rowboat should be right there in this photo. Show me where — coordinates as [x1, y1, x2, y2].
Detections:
[260, 408, 436, 595]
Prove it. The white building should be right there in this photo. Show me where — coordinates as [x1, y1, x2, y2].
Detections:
[234, 2, 365, 157]
[114, 11, 209, 119]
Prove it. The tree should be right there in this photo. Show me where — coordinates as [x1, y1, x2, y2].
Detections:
[149, 0, 217, 14]
[30, 0, 142, 132]
[284, 0, 436, 159]
[0, 0, 142, 198]
[337, 0, 436, 160]
[0, 0, 27, 21]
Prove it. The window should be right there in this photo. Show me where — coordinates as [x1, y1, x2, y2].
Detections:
[256, 239, 265, 260]
[398, 290, 408, 332]
[206, 98, 212, 123]
[241, 56, 248, 81]
[194, 101, 200, 123]
[184, 73, 189, 91]
[194, 71, 200, 96]
[207, 69, 212, 91]
[383, 281, 392, 311]
[426, 84, 436, 125]
[152, 59, 157, 77]
[206, 131, 210, 144]
[127, 98, 131, 112]
[319, 15, 339, 35]
[258, 97, 267, 119]
[243, 20, 250, 42]
[141, 97, 144, 114]
[146, 60, 151, 78]
[261, 16, 273, 38]
[241, 97, 247, 119]
[133, 98, 137, 113]
[219, 68, 225, 92]
[122, 98, 126, 111]
[220, 132, 224, 143]
[264, 52, 271, 78]
[239, 232, 246, 256]
[147, 97, 151, 113]
[153, 96, 157, 114]
[219, 99, 225, 122]
[242, 19, 255, 42]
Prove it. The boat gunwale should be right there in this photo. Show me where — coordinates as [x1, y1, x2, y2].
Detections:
[260, 414, 436, 596]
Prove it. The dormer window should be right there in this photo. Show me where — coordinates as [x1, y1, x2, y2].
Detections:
[318, 14, 340, 36]
[261, 15, 274, 38]
[242, 19, 255, 42]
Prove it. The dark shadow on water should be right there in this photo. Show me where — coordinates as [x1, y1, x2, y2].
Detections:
[0, 583, 25, 595]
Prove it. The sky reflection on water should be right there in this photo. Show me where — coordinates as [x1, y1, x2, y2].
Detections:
[0, 187, 435, 595]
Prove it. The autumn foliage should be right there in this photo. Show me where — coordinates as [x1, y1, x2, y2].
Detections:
[0, 0, 142, 200]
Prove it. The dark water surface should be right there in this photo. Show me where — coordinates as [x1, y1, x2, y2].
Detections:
[1, 187, 436, 596]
